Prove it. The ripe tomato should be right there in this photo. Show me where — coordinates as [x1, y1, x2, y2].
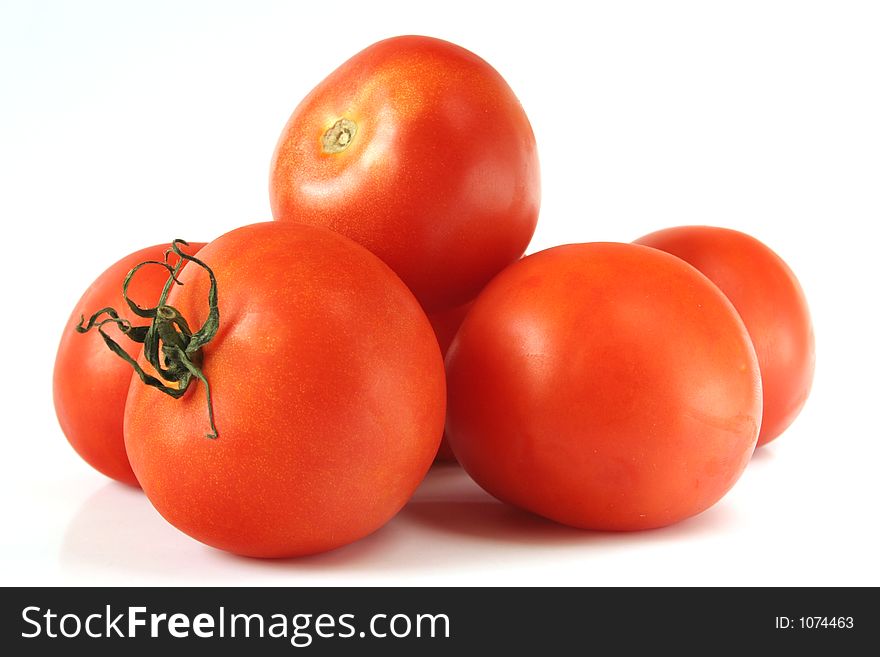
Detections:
[635, 226, 815, 446]
[446, 243, 762, 530]
[270, 35, 540, 312]
[54, 243, 205, 486]
[427, 301, 473, 462]
[123, 222, 446, 557]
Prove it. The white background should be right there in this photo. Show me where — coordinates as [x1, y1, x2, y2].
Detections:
[1, 0, 878, 586]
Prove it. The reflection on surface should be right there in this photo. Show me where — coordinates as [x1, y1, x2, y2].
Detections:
[61, 462, 737, 579]
[60, 481, 240, 580]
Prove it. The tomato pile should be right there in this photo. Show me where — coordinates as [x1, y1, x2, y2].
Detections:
[54, 36, 814, 557]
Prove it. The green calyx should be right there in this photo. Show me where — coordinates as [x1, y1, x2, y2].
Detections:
[76, 239, 220, 439]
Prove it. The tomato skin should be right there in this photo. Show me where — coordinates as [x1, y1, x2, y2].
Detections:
[635, 226, 815, 446]
[270, 35, 540, 312]
[427, 301, 473, 462]
[446, 243, 762, 530]
[124, 222, 446, 558]
[53, 243, 205, 486]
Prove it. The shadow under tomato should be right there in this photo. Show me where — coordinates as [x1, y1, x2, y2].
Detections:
[219, 464, 741, 574]
[61, 461, 741, 578]
[749, 444, 776, 464]
[60, 481, 255, 582]
[208, 465, 596, 573]
[401, 499, 590, 544]
[399, 491, 741, 548]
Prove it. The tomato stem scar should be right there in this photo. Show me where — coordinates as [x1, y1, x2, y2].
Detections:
[76, 239, 220, 439]
[321, 118, 357, 154]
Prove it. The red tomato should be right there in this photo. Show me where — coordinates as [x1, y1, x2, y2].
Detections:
[54, 243, 205, 486]
[270, 35, 540, 312]
[427, 301, 473, 462]
[124, 223, 446, 557]
[446, 243, 762, 530]
[635, 226, 815, 446]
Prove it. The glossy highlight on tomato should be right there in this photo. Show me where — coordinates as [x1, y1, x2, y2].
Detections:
[635, 226, 815, 446]
[53, 243, 205, 486]
[446, 242, 763, 530]
[124, 222, 446, 558]
[270, 35, 540, 312]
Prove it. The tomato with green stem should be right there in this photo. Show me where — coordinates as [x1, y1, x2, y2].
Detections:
[107, 223, 445, 557]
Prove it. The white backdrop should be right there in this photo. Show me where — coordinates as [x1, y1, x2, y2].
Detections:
[1, 0, 878, 586]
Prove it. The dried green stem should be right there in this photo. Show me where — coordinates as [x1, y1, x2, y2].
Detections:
[77, 239, 220, 438]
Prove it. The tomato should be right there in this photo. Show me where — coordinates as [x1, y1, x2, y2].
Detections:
[54, 243, 205, 486]
[427, 301, 473, 462]
[123, 222, 446, 557]
[269, 35, 540, 312]
[445, 243, 762, 530]
[635, 226, 815, 446]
